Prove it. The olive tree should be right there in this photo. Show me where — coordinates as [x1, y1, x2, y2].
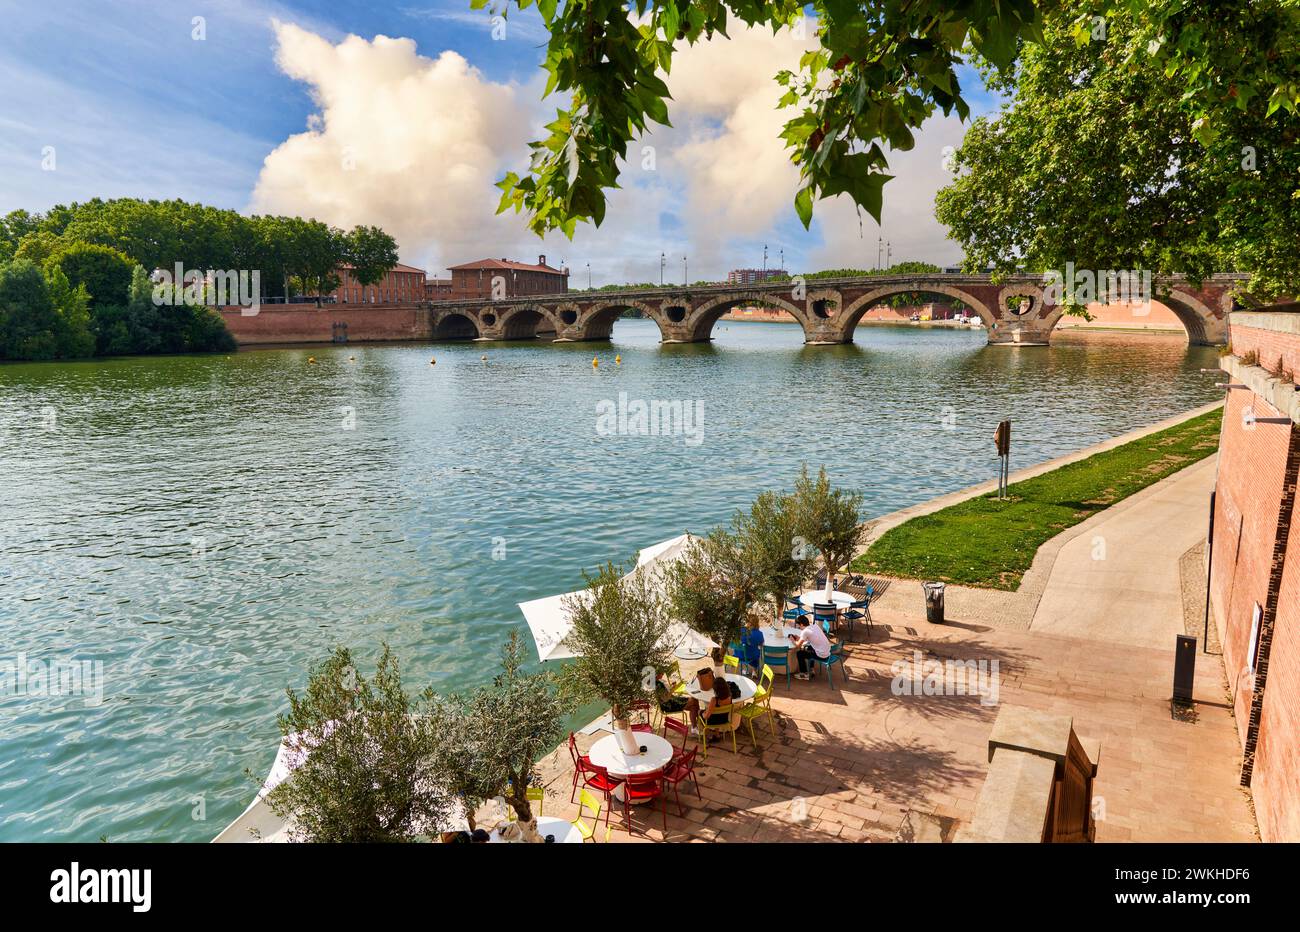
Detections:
[428, 632, 571, 827]
[263, 645, 450, 843]
[559, 560, 672, 724]
[792, 465, 867, 591]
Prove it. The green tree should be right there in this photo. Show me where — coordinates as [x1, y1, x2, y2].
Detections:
[0, 260, 94, 361]
[792, 465, 867, 589]
[285, 218, 345, 306]
[429, 632, 572, 826]
[558, 560, 672, 724]
[491, 0, 1044, 237]
[345, 225, 400, 287]
[263, 644, 451, 843]
[936, 4, 1300, 296]
[14, 231, 62, 265]
[46, 242, 133, 307]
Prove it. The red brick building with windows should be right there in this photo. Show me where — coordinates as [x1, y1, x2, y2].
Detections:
[441, 255, 568, 300]
[1213, 307, 1300, 842]
[331, 263, 427, 305]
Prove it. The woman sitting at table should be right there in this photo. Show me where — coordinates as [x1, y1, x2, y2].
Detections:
[700, 676, 738, 739]
[655, 672, 701, 729]
[737, 616, 765, 676]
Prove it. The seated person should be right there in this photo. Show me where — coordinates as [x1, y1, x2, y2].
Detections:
[788, 617, 833, 680]
[699, 677, 736, 736]
[737, 617, 765, 675]
[655, 671, 701, 729]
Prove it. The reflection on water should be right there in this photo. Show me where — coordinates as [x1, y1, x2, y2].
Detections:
[0, 320, 1218, 840]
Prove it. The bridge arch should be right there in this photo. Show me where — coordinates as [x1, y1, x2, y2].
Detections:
[687, 294, 810, 342]
[496, 303, 560, 341]
[1025, 286, 1223, 346]
[835, 284, 997, 339]
[432, 311, 479, 341]
[575, 299, 668, 341]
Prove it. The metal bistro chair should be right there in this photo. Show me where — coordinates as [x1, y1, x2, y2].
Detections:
[841, 586, 874, 642]
[813, 602, 838, 636]
[811, 641, 848, 689]
[764, 644, 792, 689]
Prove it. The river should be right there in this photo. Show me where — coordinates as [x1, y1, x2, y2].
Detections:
[0, 319, 1219, 840]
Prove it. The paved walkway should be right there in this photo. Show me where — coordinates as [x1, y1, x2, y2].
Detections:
[527, 614, 1255, 843]
[1029, 455, 1217, 648]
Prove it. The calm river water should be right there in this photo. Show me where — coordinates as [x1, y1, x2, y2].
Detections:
[0, 319, 1218, 840]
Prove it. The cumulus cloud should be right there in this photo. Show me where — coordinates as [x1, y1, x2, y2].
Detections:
[249, 18, 965, 283]
[250, 22, 538, 273]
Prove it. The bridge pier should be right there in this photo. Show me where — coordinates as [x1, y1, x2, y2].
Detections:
[986, 320, 1053, 346]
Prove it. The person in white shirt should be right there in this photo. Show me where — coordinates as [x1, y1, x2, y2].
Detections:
[789, 617, 832, 680]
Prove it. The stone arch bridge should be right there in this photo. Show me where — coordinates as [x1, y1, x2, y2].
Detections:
[427, 273, 1243, 347]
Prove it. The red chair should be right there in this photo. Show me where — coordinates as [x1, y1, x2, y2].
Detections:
[628, 699, 655, 733]
[662, 715, 691, 760]
[582, 763, 622, 834]
[619, 772, 667, 834]
[661, 747, 702, 817]
[567, 733, 589, 804]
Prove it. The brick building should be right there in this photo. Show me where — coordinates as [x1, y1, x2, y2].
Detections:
[727, 268, 788, 285]
[331, 263, 427, 305]
[1213, 306, 1300, 842]
[442, 255, 568, 300]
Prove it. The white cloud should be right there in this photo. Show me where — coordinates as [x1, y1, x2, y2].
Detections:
[248, 18, 966, 283]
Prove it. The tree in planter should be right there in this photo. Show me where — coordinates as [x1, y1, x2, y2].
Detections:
[429, 631, 572, 827]
[667, 489, 813, 650]
[792, 465, 867, 594]
[263, 644, 450, 843]
[559, 560, 672, 732]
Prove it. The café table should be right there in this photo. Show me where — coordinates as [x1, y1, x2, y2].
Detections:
[760, 624, 803, 647]
[586, 731, 674, 777]
[488, 815, 582, 844]
[685, 671, 756, 705]
[797, 589, 855, 610]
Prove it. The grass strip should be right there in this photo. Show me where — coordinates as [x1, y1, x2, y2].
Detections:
[852, 408, 1222, 590]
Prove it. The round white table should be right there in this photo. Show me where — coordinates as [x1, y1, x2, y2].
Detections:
[798, 589, 855, 610]
[761, 624, 803, 647]
[586, 731, 673, 777]
[488, 815, 582, 844]
[686, 672, 756, 704]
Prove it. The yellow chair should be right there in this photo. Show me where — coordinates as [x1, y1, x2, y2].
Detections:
[723, 654, 739, 672]
[667, 660, 690, 696]
[573, 788, 607, 842]
[699, 702, 738, 756]
[739, 666, 777, 746]
[506, 785, 545, 820]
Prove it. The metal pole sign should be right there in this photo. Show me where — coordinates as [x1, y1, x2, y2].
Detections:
[994, 420, 1011, 499]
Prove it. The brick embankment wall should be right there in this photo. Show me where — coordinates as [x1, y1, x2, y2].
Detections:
[1214, 308, 1300, 842]
[1055, 300, 1183, 331]
[218, 305, 431, 345]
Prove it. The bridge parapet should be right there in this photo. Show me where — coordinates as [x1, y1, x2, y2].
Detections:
[425, 272, 1243, 347]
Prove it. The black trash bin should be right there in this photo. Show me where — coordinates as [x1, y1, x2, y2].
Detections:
[922, 581, 945, 624]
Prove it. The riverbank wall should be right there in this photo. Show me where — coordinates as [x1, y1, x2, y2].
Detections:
[219, 304, 429, 345]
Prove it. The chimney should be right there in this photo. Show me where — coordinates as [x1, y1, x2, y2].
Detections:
[539, 254, 546, 267]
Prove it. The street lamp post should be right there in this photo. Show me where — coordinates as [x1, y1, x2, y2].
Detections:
[877, 236, 883, 269]
[682, 256, 687, 285]
[660, 252, 665, 286]
[586, 262, 591, 289]
[762, 244, 768, 276]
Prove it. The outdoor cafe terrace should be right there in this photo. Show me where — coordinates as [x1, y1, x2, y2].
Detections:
[520, 602, 1255, 843]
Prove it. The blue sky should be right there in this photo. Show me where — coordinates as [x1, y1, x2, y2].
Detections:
[0, 1, 1000, 280]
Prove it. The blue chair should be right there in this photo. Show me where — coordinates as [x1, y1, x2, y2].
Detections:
[841, 599, 871, 642]
[782, 607, 806, 621]
[812, 603, 837, 635]
[763, 645, 792, 689]
[810, 642, 848, 689]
